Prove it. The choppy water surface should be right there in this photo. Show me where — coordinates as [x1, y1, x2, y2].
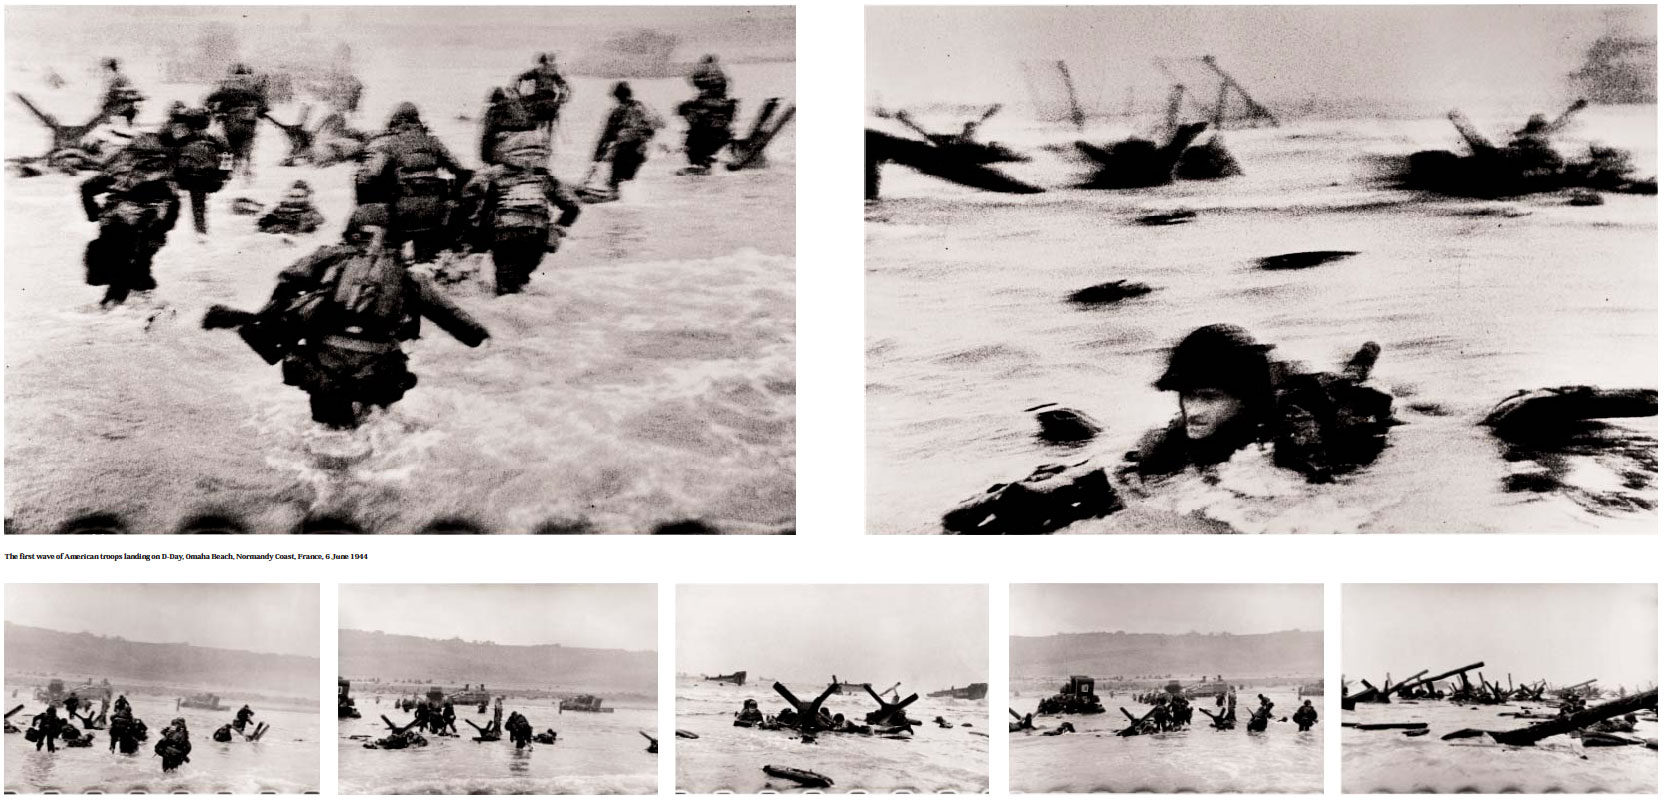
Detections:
[676, 678, 990, 793]
[868, 107, 1655, 534]
[339, 696, 656, 794]
[1343, 698, 1657, 793]
[1010, 685, 1321, 792]
[4, 688, 318, 794]
[5, 57, 795, 534]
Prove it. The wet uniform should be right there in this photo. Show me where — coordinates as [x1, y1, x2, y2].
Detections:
[80, 135, 182, 306]
[358, 109, 471, 264]
[205, 71, 269, 180]
[462, 157, 581, 294]
[244, 211, 489, 428]
[594, 96, 663, 189]
[679, 61, 736, 171]
[515, 62, 571, 143]
[163, 107, 229, 234]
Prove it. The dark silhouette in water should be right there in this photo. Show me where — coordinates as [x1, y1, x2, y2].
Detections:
[1030, 404, 1102, 443]
[1255, 251, 1358, 271]
[867, 129, 1043, 199]
[1066, 280, 1154, 305]
[1075, 122, 1209, 189]
[1395, 102, 1657, 198]
[1484, 386, 1657, 514]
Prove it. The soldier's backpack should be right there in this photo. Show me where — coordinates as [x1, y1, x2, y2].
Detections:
[329, 240, 407, 331]
[618, 101, 662, 144]
[387, 131, 450, 233]
[175, 136, 227, 192]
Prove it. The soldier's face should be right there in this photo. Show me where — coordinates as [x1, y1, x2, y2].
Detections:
[1180, 388, 1243, 440]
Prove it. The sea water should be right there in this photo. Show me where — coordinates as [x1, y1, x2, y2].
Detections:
[867, 106, 1656, 534]
[676, 677, 990, 793]
[1009, 685, 1321, 792]
[337, 695, 656, 794]
[4, 688, 319, 794]
[1343, 697, 1657, 792]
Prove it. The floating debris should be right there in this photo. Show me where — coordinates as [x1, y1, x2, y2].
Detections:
[763, 765, 833, 788]
[1066, 280, 1154, 306]
[1255, 250, 1358, 271]
[1029, 404, 1102, 444]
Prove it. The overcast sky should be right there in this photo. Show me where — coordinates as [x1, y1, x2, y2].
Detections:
[1011, 584, 1321, 637]
[1345, 584, 1657, 688]
[4, 6, 793, 64]
[678, 585, 987, 692]
[6, 584, 318, 658]
[340, 584, 656, 651]
[868, 6, 1652, 115]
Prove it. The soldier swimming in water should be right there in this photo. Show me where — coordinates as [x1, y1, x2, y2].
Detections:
[945, 324, 1397, 533]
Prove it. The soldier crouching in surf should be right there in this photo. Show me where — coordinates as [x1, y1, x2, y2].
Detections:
[80, 132, 182, 308]
[943, 323, 1397, 534]
[459, 130, 581, 295]
[156, 717, 191, 771]
[203, 204, 490, 430]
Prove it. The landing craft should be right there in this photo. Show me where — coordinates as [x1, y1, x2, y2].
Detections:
[703, 670, 747, 685]
[569, 29, 685, 79]
[448, 684, 492, 707]
[178, 692, 229, 711]
[34, 677, 114, 706]
[338, 677, 361, 719]
[928, 683, 989, 701]
[560, 694, 614, 713]
[1036, 675, 1106, 715]
[829, 675, 870, 694]
[1180, 680, 1234, 700]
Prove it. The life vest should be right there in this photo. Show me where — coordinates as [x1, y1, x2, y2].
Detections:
[494, 130, 548, 170]
[493, 172, 550, 234]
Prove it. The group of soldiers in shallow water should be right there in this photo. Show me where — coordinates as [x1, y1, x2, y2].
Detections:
[1013, 689, 1317, 736]
[19, 693, 261, 773]
[368, 694, 555, 750]
[62, 50, 752, 432]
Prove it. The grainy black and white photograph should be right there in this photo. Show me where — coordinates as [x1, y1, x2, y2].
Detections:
[866, 5, 1657, 534]
[675, 584, 989, 793]
[1009, 584, 1322, 792]
[337, 584, 657, 794]
[1343, 584, 1657, 793]
[4, 584, 320, 794]
[4, 5, 795, 535]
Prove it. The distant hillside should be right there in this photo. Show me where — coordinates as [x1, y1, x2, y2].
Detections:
[339, 629, 656, 694]
[1012, 630, 1321, 678]
[4, 622, 318, 698]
